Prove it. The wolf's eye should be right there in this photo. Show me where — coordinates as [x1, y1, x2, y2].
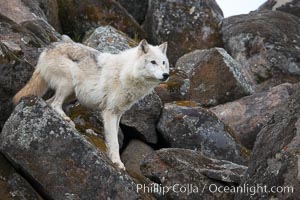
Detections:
[150, 60, 157, 65]
[163, 61, 165, 65]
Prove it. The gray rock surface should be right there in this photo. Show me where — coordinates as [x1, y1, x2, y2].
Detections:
[258, 0, 300, 18]
[0, 0, 46, 24]
[236, 83, 300, 200]
[117, 0, 148, 24]
[0, 154, 42, 200]
[56, 0, 145, 41]
[0, 14, 47, 130]
[211, 83, 297, 150]
[121, 140, 154, 183]
[6, 173, 43, 200]
[144, 0, 223, 64]
[0, 0, 61, 43]
[157, 103, 248, 164]
[221, 10, 300, 92]
[141, 148, 247, 199]
[0, 96, 141, 200]
[35, 0, 62, 32]
[83, 25, 137, 54]
[175, 48, 255, 106]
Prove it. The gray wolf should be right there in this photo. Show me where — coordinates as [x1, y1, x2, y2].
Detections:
[13, 38, 169, 170]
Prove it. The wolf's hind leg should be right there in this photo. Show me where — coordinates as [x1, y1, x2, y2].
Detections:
[102, 110, 124, 170]
[46, 96, 54, 104]
[50, 85, 74, 126]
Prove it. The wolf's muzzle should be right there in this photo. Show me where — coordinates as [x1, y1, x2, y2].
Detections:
[160, 73, 169, 82]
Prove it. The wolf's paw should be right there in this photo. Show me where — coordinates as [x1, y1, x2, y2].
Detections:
[112, 160, 126, 171]
[64, 117, 75, 127]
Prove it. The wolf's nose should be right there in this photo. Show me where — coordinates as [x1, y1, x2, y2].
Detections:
[162, 73, 169, 80]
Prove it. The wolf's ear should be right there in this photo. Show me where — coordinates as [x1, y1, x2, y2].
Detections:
[159, 42, 168, 54]
[138, 39, 149, 54]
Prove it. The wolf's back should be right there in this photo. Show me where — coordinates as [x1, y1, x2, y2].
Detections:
[13, 69, 48, 105]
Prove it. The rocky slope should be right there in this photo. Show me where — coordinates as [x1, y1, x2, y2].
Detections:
[0, 0, 299, 199]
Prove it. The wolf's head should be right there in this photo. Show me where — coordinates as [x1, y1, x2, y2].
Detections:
[135, 39, 169, 83]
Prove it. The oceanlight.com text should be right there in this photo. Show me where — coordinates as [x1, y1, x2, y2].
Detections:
[127, 183, 295, 196]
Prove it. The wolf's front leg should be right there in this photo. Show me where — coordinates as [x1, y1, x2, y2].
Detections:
[102, 110, 125, 170]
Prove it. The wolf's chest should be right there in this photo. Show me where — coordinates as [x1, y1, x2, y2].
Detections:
[115, 85, 152, 112]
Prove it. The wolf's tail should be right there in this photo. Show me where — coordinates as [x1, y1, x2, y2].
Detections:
[13, 69, 48, 105]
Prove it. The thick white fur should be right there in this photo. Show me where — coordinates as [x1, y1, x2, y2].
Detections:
[35, 39, 169, 169]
